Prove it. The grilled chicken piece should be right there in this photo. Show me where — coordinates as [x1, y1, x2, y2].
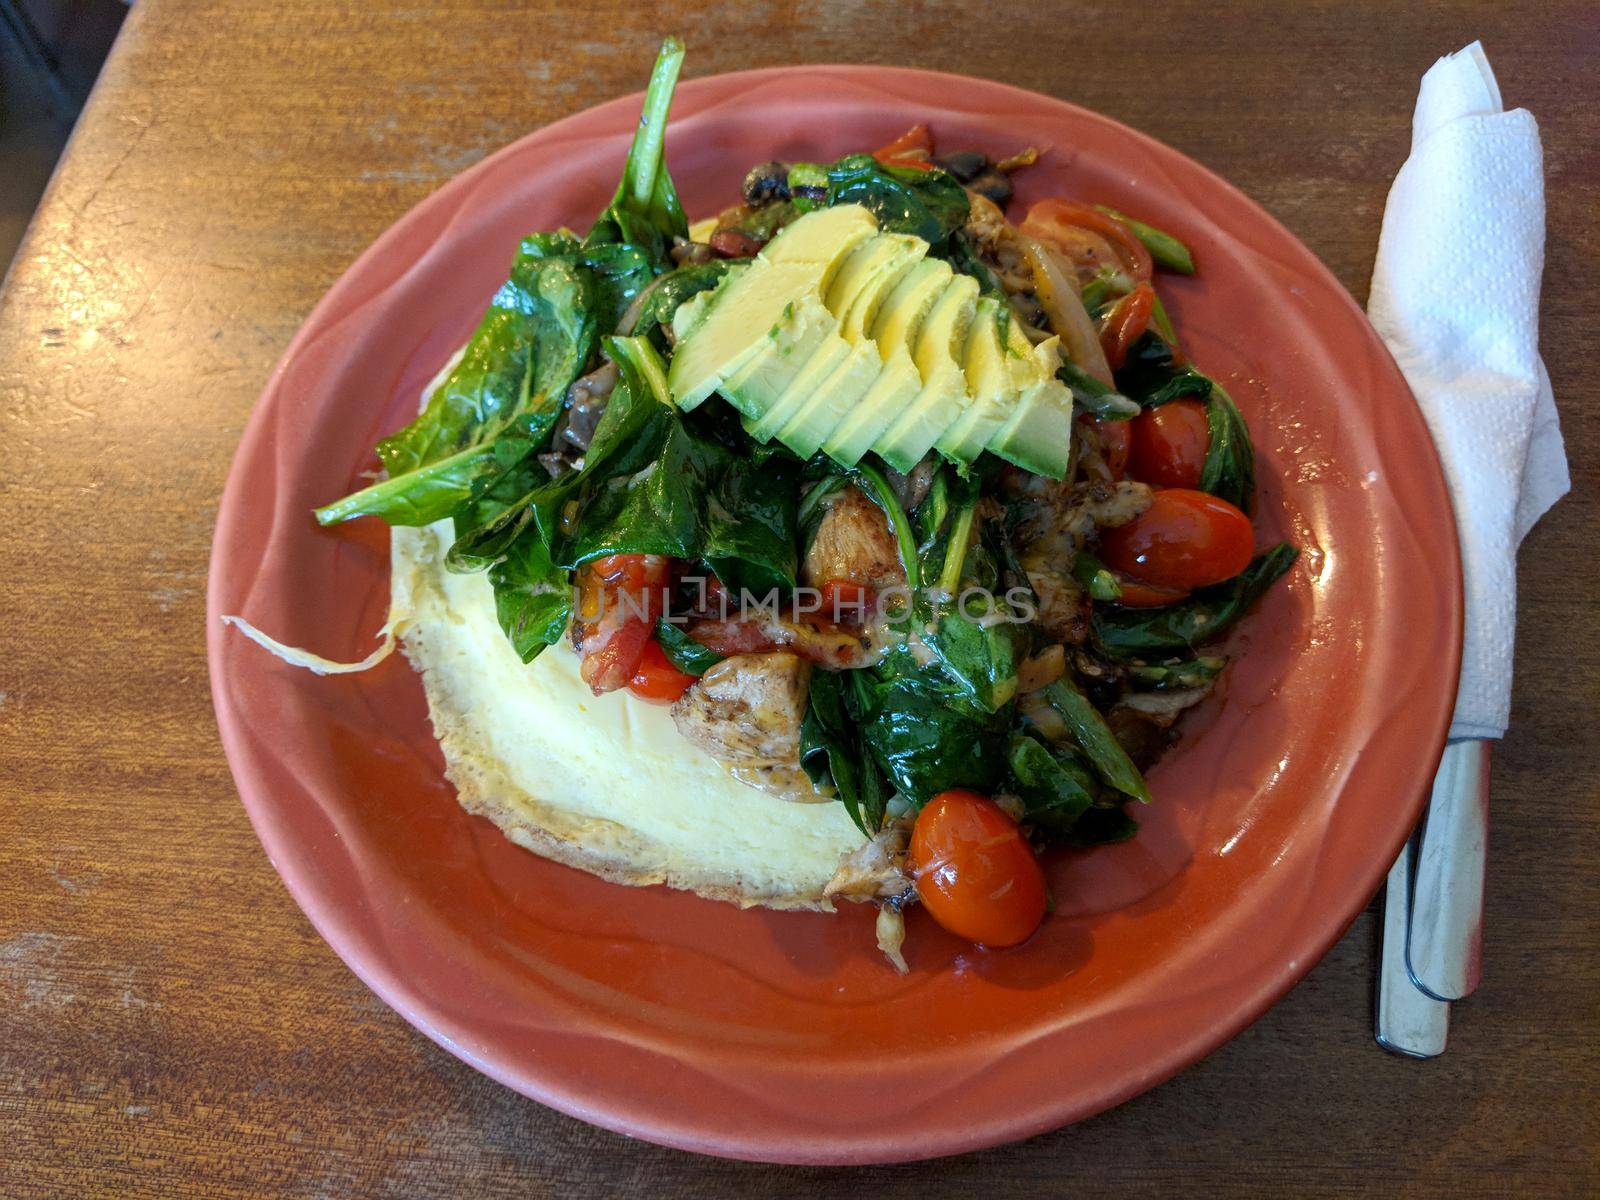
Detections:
[671, 652, 810, 768]
[729, 763, 830, 803]
[802, 486, 906, 591]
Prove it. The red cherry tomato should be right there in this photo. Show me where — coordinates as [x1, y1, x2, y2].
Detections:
[626, 638, 697, 704]
[1098, 282, 1155, 371]
[1082, 415, 1131, 480]
[909, 790, 1048, 948]
[1129, 398, 1210, 488]
[1099, 489, 1255, 591]
[1110, 575, 1191, 608]
[1019, 198, 1153, 285]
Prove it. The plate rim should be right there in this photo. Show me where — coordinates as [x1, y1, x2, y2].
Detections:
[207, 61, 1464, 1164]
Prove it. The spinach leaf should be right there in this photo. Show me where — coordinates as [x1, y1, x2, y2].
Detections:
[623, 259, 735, 345]
[801, 669, 890, 836]
[316, 247, 597, 527]
[1007, 734, 1097, 834]
[855, 670, 1011, 804]
[448, 336, 800, 596]
[584, 37, 689, 261]
[1114, 331, 1213, 408]
[655, 618, 723, 676]
[917, 472, 1024, 712]
[577, 243, 660, 332]
[1092, 543, 1298, 661]
[1037, 680, 1151, 804]
[1072, 549, 1123, 601]
[488, 525, 572, 663]
[824, 154, 969, 248]
[1198, 383, 1256, 510]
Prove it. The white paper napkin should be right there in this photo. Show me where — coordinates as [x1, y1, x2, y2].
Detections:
[1367, 41, 1569, 740]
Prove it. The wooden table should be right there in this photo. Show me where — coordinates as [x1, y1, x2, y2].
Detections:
[2, 2, 1595, 1194]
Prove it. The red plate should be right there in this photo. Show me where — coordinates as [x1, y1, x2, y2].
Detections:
[207, 66, 1461, 1164]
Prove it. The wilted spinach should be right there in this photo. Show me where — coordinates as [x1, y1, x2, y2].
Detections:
[584, 37, 690, 262]
[801, 669, 892, 835]
[1006, 734, 1096, 835]
[1113, 331, 1213, 408]
[1198, 384, 1255, 510]
[655, 618, 724, 676]
[823, 153, 970, 248]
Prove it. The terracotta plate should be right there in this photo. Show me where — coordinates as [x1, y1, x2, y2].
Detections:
[207, 66, 1462, 1164]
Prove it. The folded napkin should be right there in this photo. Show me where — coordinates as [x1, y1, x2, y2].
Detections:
[1367, 41, 1569, 740]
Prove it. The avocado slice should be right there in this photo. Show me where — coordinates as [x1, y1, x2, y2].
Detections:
[875, 274, 980, 473]
[716, 293, 841, 420]
[773, 340, 885, 459]
[830, 235, 927, 340]
[742, 329, 853, 442]
[935, 298, 1017, 465]
[766, 235, 926, 464]
[818, 347, 922, 468]
[667, 205, 877, 411]
[987, 372, 1077, 479]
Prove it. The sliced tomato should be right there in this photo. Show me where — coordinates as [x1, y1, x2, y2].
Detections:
[1129, 398, 1209, 488]
[909, 790, 1048, 948]
[1110, 575, 1191, 608]
[873, 123, 934, 169]
[1099, 489, 1255, 591]
[1019, 198, 1153, 285]
[626, 638, 697, 704]
[1098, 282, 1155, 371]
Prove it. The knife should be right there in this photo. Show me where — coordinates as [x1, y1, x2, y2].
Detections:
[1376, 827, 1449, 1057]
[1407, 739, 1491, 1000]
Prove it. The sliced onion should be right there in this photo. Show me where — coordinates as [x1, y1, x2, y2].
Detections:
[1019, 234, 1114, 386]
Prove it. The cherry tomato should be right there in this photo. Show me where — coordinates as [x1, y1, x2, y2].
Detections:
[626, 638, 697, 704]
[1019, 198, 1153, 285]
[909, 790, 1048, 948]
[873, 123, 934, 169]
[1129, 398, 1210, 488]
[1098, 282, 1155, 371]
[1098, 488, 1255, 591]
[1082, 414, 1131, 480]
[1109, 575, 1191, 608]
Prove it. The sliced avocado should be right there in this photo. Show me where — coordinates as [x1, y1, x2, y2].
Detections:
[742, 329, 852, 441]
[987, 373, 1076, 479]
[668, 206, 878, 411]
[818, 348, 922, 468]
[768, 235, 925, 463]
[830, 235, 927, 340]
[875, 274, 980, 472]
[760, 203, 877, 292]
[936, 298, 1018, 464]
[668, 262, 836, 409]
[870, 258, 951, 356]
[716, 293, 840, 420]
[773, 341, 884, 459]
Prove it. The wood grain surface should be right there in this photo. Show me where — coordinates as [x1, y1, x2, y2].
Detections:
[1, 1, 1595, 1195]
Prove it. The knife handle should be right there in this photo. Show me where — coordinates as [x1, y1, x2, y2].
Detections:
[1408, 739, 1491, 1001]
[1377, 830, 1449, 1057]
